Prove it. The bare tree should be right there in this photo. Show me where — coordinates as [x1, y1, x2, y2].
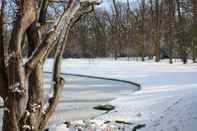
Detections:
[165, 0, 176, 64]
[192, 0, 197, 63]
[47, 0, 196, 63]
[0, 0, 99, 131]
[176, 0, 189, 64]
[150, 0, 163, 62]
[140, 0, 145, 61]
[112, 0, 119, 60]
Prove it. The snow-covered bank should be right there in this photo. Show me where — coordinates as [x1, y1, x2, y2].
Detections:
[45, 58, 197, 131]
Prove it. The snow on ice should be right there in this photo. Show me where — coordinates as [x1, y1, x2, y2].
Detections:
[44, 58, 197, 131]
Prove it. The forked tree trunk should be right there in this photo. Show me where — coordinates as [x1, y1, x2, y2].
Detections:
[0, 0, 99, 131]
[26, 23, 44, 131]
[3, 0, 36, 130]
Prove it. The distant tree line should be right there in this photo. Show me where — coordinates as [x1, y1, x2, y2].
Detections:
[63, 0, 197, 64]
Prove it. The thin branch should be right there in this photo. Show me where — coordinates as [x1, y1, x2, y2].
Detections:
[70, 4, 94, 29]
[39, 0, 49, 25]
[38, 1, 97, 129]
[38, 77, 64, 131]
[49, 0, 65, 3]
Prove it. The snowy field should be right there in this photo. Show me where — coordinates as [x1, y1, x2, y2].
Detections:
[44, 58, 197, 131]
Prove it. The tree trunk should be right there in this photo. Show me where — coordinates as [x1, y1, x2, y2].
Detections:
[192, 0, 197, 63]
[0, 0, 8, 99]
[140, 0, 145, 61]
[176, 0, 188, 64]
[154, 0, 161, 62]
[154, 33, 160, 62]
[26, 23, 44, 131]
[192, 43, 197, 63]
[167, 0, 175, 64]
[1, 0, 99, 130]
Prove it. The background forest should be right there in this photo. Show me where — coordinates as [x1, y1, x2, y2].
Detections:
[60, 0, 197, 64]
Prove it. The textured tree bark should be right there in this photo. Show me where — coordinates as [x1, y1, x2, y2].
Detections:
[150, 0, 162, 62]
[0, 0, 4, 69]
[176, 0, 188, 64]
[112, 0, 119, 60]
[26, 23, 44, 131]
[25, 0, 81, 75]
[37, 4, 94, 129]
[154, 0, 161, 62]
[0, 0, 8, 99]
[39, 0, 49, 25]
[140, 0, 145, 62]
[1, 0, 99, 130]
[3, 0, 36, 130]
[167, 0, 175, 64]
[25, 0, 50, 128]
[26, 0, 80, 129]
[192, 43, 197, 63]
[154, 33, 160, 62]
[192, 0, 197, 63]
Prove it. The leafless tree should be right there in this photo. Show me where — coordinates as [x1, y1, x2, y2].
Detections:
[165, 0, 176, 63]
[0, 0, 99, 130]
[150, 0, 163, 62]
[176, 0, 189, 64]
[139, 0, 145, 61]
[62, 0, 195, 63]
[192, 0, 197, 63]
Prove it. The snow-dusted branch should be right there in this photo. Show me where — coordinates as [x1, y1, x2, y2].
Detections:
[37, 1, 100, 130]
[24, 0, 81, 76]
[39, 77, 65, 131]
[25, 0, 101, 76]
[70, 0, 95, 28]
[80, 0, 101, 4]
[8, 82, 25, 96]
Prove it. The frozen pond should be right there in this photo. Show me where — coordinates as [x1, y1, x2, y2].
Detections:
[0, 73, 139, 128]
[46, 73, 139, 126]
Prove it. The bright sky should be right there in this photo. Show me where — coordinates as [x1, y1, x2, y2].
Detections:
[98, 0, 137, 11]
[98, 0, 111, 10]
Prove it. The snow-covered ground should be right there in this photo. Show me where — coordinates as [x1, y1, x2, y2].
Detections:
[45, 58, 197, 131]
[44, 74, 137, 126]
[0, 73, 137, 130]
